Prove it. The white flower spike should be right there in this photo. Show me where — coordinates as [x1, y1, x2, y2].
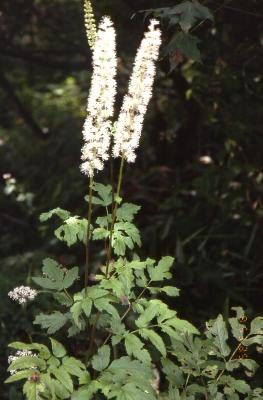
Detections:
[113, 19, 161, 163]
[80, 16, 117, 177]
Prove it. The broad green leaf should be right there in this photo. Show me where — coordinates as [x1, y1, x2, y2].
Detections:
[49, 365, 73, 393]
[109, 383, 156, 400]
[165, 317, 199, 335]
[243, 335, 263, 346]
[87, 287, 109, 299]
[136, 302, 160, 328]
[53, 379, 71, 399]
[71, 382, 99, 400]
[62, 357, 87, 378]
[53, 292, 73, 307]
[112, 222, 141, 256]
[5, 369, 34, 384]
[55, 217, 88, 246]
[96, 216, 111, 229]
[92, 227, 109, 240]
[160, 324, 184, 341]
[23, 381, 39, 400]
[116, 203, 141, 222]
[42, 258, 64, 281]
[164, 32, 201, 65]
[139, 328, 166, 357]
[144, 1, 213, 32]
[82, 297, 92, 317]
[250, 317, 263, 335]
[162, 359, 184, 387]
[50, 337, 66, 358]
[149, 256, 174, 281]
[63, 266, 79, 288]
[92, 345, 111, 371]
[8, 342, 50, 360]
[8, 356, 46, 372]
[161, 286, 180, 297]
[219, 376, 250, 394]
[92, 182, 112, 206]
[47, 356, 60, 368]
[206, 314, 230, 357]
[94, 297, 119, 319]
[32, 276, 62, 290]
[40, 208, 70, 222]
[125, 333, 151, 364]
[70, 301, 83, 328]
[40, 373, 56, 399]
[106, 356, 153, 380]
[34, 311, 68, 334]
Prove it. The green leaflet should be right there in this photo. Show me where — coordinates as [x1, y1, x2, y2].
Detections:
[33, 258, 79, 291]
[138, 328, 166, 357]
[148, 256, 174, 281]
[94, 297, 119, 319]
[116, 203, 141, 222]
[92, 182, 112, 206]
[8, 356, 46, 372]
[112, 222, 141, 256]
[50, 338, 66, 358]
[34, 311, 68, 334]
[163, 32, 201, 63]
[40, 208, 70, 222]
[143, 1, 213, 33]
[136, 302, 160, 328]
[5, 370, 35, 384]
[8, 342, 50, 360]
[92, 345, 111, 371]
[23, 381, 45, 400]
[165, 317, 199, 335]
[250, 317, 263, 335]
[62, 357, 87, 379]
[124, 333, 151, 364]
[49, 365, 74, 393]
[71, 382, 99, 400]
[55, 216, 88, 246]
[206, 314, 231, 357]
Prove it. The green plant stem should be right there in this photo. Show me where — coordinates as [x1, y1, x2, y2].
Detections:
[87, 311, 100, 359]
[215, 334, 249, 382]
[85, 177, 93, 293]
[102, 282, 152, 346]
[105, 156, 125, 278]
[64, 288, 73, 302]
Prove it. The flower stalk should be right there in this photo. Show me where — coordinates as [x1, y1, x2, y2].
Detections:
[85, 177, 93, 293]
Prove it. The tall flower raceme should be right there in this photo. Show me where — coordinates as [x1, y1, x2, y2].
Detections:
[80, 16, 117, 177]
[113, 19, 161, 163]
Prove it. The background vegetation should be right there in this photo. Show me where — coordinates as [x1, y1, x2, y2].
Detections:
[0, 0, 262, 398]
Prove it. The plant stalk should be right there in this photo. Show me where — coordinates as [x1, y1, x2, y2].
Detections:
[105, 156, 125, 277]
[85, 177, 93, 293]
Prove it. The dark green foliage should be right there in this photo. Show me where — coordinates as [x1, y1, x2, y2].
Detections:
[1, 0, 263, 398]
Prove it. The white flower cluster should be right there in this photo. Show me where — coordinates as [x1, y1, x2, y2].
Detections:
[8, 286, 38, 304]
[113, 20, 161, 163]
[81, 16, 117, 177]
[8, 350, 37, 375]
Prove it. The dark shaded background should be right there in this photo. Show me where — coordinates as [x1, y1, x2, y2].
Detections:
[0, 0, 263, 398]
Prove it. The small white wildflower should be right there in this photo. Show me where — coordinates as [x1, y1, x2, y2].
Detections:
[8, 286, 38, 305]
[81, 16, 117, 177]
[113, 19, 161, 163]
[199, 155, 213, 165]
[8, 350, 37, 375]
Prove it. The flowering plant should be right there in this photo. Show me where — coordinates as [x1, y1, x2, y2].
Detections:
[6, 4, 263, 400]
